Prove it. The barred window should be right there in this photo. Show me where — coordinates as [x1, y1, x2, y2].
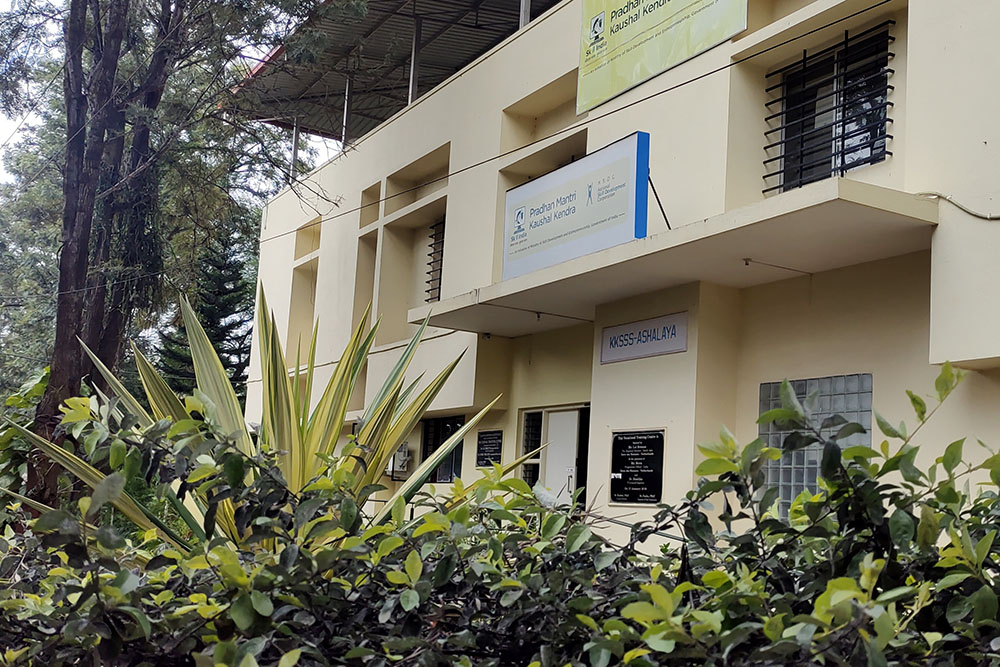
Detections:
[422, 415, 464, 483]
[763, 22, 894, 193]
[759, 374, 873, 515]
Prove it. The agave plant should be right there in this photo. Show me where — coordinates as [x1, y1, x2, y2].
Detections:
[6, 289, 536, 551]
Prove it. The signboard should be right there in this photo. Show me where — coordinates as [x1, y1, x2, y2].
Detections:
[610, 430, 665, 504]
[475, 430, 504, 467]
[601, 311, 688, 364]
[502, 132, 649, 281]
[578, 0, 748, 113]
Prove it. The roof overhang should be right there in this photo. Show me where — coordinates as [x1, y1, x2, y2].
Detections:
[411, 179, 939, 337]
[237, 0, 563, 142]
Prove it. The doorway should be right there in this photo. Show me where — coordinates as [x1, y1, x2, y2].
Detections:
[521, 406, 590, 505]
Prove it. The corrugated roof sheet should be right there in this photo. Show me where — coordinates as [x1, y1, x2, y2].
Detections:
[240, 0, 563, 141]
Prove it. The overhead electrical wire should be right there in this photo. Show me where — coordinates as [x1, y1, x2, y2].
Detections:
[258, 0, 896, 245]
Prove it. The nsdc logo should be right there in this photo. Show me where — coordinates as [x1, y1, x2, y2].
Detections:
[513, 207, 526, 234]
[589, 12, 605, 43]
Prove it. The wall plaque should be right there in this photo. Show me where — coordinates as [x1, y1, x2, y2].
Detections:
[475, 430, 504, 467]
[610, 430, 664, 504]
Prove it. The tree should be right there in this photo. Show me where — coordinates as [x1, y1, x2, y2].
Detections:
[0, 0, 358, 504]
[157, 228, 256, 404]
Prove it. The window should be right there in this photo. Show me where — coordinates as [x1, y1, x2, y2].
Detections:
[422, 415, 464, 483]
[759, 374, 873, 515]
[425, 219, 444, 303]
[763, 21, 894, 193]
[520, 411, 543, 488]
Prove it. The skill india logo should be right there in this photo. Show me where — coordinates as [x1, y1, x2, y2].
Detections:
[589, 11, 605, 43]
[513, 207, 526, 235]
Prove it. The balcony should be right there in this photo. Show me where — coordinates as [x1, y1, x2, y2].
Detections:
[410, 178, 938, 337]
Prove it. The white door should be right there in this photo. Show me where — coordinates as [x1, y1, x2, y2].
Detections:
[542, 410, 580, 504]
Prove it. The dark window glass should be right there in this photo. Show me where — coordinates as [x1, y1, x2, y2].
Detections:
[765, 25, 892, 193]
[521, 411, 543, 487]
[422, 415, 464, 483]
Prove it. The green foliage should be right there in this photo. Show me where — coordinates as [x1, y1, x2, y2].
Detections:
[7, 363, 1000, 665]
[0, 368, 48, 494]
[156, 232, 255, 406]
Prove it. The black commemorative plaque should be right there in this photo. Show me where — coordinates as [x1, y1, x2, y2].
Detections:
[610, 430, 664, 504]
[475, 430, 503, 467]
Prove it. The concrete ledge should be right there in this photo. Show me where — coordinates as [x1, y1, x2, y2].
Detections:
[412, 179, 937, 337]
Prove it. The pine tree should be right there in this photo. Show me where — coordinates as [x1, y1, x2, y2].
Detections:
[156, 234, 255, 406]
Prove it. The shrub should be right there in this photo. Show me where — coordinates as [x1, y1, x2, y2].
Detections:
[4, 363, 1000, 666]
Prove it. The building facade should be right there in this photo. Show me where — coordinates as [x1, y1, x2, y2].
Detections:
[246, 0, 1000, 538]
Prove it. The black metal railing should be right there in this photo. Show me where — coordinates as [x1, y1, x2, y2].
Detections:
[425, 219, 445, 303]
[763, 21, 895, 194]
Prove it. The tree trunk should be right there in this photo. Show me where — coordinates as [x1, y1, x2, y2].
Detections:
[30, 0, 131, 505]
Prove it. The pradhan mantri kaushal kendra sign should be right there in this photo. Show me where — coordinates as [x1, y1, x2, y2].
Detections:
[502, 132, 649, 281]
[578, 0, 748, 113]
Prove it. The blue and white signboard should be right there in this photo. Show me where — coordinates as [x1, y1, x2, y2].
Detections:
[601, 312, 688, 364]
[502, 132, 650, 281]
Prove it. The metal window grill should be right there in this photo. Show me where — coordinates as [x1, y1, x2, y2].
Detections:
[763, 21, 894, 194]
[425, 219, 445, 303]
[422, 415, 465, 483]
[521, 411, 543, 487]
[759, 374, 873, 516]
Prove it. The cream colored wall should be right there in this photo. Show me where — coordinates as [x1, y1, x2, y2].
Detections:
[905, 0, 1000, 367]
[588, 284, 701, 543]
[462, 324, 594, 480]
[732, 252, 1000, 472]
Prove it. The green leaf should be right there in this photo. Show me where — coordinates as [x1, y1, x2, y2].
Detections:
[34, 509, 76, 533]
[95, 525, 126, 550]
[500, 589, 523, 607]
[89, 472, 125, 518]
[875, 586, 915, 603]
[400, 589, 419, 612]
[866, 639, 888, 667]
[386, 571, 410, 586]
[621, 601, 666, 623]
[975, 530, 996, 568]
[972, 585, 998, 624]
[935, 362, 956, 402]
[594, 550, 620, 572]
[123, 446, 142, 481]
[937, 572, 971, 591]
[404, 549, 422, 583]
[377, 536, 404, 557]
[278, 649, 302, 667]
[109, 438, 126, 470]
[875, 411, 903, 439]
[757, 408, 802, 426]
[916, 504, 939, 550]
[906, 390, 927, 421]
[820, 440, 841, 480]
[778, 380, 805, 418]
[566, 524, 591, 553]
[644, 634, 675, 653]
[942, 439, 964, 474]
[541, 513, 566, 540]
[340, 497, 358, 531]
[230, 594, 256, 631]
[250, 591, 273, 617]
[695, 458, 739, 476]
[888, 509, 914, 548]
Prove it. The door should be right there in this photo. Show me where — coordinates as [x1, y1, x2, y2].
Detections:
[543, 409, 581, 504]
